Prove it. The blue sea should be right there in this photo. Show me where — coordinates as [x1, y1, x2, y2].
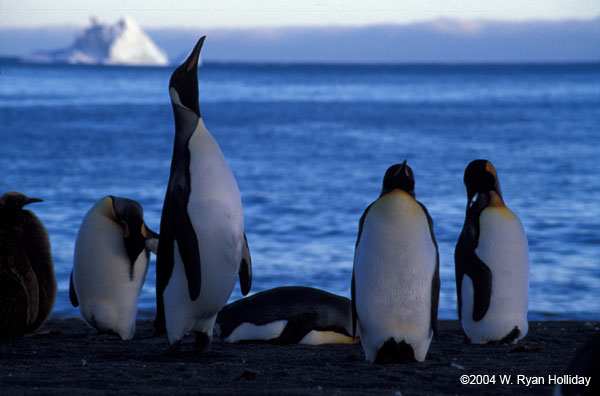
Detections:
[1, 59, 598, 321]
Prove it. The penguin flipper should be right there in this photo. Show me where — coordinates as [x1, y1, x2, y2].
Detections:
[355, 202, 374, 248]
[171, 188, 202, 301]
[16, 265, 39, 327]
[455, 193, 493, 322]
[273, 315, 314, 344]
[351, 270, 357, 338]
[69, 270, 79, 307]
[455, 231, 492, 322]
[430, 264, 440, 336]
[352, 202, 374, 338]
[467, 254, 493, 321]
[0, 275, 29, 337]
[454, 241, 465, 321]
[154, 231, 173, 335]
[22, 214, 56, 331]
[418, 202, 440, 336]
[238, 233, 252, 296]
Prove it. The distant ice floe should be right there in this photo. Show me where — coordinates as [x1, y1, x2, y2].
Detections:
[26, 16, 169, 66]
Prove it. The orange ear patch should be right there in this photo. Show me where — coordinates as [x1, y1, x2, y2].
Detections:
[121, 220, 130, 238]
[105, 196, 117, 219]
[485, 162, 498, 179]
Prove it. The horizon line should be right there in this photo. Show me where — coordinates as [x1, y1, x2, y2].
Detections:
[2, 56, 599, 68]
[2, 14, 599, 30]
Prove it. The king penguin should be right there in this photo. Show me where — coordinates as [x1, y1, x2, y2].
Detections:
[69, 196, 158, 340]
[351, 161, 439, 363]
[154, 36, 252, 351]
[554, 333, 599, 396]
[215, 286, 359, 345]
[455, 159, 529, 344]
[0, 191, 56, 338]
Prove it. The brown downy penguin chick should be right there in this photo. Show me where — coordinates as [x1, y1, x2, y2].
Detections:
[0, 191, 56, 337]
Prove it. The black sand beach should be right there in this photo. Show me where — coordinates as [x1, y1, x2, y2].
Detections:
[1, 319, 597, 395]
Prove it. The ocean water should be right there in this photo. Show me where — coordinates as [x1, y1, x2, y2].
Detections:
[0, 59, 598, 321]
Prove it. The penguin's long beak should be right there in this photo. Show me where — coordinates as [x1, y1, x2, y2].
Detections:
[25, 197, 43, 206]
[169, 36, 206, 117]
[394, 159, 408, 177]
[184, 36, 205, 73]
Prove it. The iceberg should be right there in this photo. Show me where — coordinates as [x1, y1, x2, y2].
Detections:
[27, 16, 169, 66]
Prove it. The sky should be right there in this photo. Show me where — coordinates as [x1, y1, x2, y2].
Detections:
[2, 0, 599, 28]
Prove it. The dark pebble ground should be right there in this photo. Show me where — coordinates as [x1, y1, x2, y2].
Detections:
[1, 319, 597, 395]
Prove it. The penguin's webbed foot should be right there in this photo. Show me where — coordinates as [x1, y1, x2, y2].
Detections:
[168, 340, 182, 355]
[195, 332, 211, 354]
[153, 318, 166, 336]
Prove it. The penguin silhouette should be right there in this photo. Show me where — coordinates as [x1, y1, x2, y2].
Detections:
[0, 191, 56, 337]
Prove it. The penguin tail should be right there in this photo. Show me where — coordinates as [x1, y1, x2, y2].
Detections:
[488, 326, 521, 345]
[374, 338, 416, 364]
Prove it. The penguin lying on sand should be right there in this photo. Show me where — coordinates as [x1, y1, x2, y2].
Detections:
[216, 286, 359, 345]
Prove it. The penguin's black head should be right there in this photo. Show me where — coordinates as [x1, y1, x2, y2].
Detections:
[110, 196, 148, 267]
[463, 159, 502, 205]
[0, 191, 42, 210]
[169, 36, 205, 118]
[381, 160, 415, 197]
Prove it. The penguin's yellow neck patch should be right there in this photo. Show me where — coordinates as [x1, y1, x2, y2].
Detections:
[488, 190, 505, 207]
[376, 189, 415, 209]
[383, 189, 412, 199]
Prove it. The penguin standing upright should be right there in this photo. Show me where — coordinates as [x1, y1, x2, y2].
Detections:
[0, 191, 56, 338]
[69, 196, 157, 340]
[455, 159, 529, 344]
[154, 37, 252, 351]
[352, 161, 439, 363]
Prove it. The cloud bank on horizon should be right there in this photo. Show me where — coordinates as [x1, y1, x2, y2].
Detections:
[2, 1, 599, 63]
[2, 15, 598, 63]
[2, 0, 599, 29]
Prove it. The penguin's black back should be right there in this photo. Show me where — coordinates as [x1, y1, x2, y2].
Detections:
[216, 286, 353, 340]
